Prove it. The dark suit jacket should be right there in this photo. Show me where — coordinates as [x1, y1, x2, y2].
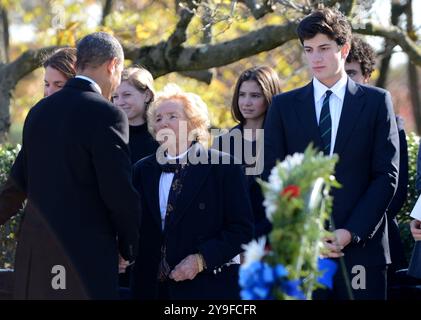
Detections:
[130, 145, 254, 300]
[263, 79, 399, 268]
[212, 124, 271, 238]
[387, 116, 408, 271]
[1, 78, 141, 299]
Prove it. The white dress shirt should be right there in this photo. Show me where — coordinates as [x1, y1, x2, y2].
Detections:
[158, 148, 191, 230]
[75, 75, 102, 94]
[313, 75, 348, 156]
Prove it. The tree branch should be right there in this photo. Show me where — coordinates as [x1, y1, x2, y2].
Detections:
[126, 21, 299, 77]
[101, 0, 114, 26]
[0, 6, 9, 64]
[4, 46, 59, 89]
[167, 1, 199, 51]
[239, 0, 274, 19]
[179, 70, 214, 83]
[355, 23, 421, 67]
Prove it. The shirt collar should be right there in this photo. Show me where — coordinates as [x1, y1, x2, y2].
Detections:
[75, 75, 102, 94]
[313, 73, 348, 103]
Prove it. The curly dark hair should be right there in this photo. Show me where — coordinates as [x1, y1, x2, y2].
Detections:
[297, 7, 352, 46]
[346, 36, 376, 78]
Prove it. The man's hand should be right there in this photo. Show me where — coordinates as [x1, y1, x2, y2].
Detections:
[322, 229, 352, 258]
[410, 219, 421, 241]
[169, 254, 201, 282]
[119, 255, 130, 274]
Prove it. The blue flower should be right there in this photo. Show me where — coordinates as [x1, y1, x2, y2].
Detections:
[281, 279, 306, 300]
[240, 261, 287, 300]
[317, 258, 338, 289]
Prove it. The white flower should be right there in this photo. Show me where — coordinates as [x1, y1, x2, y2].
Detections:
[268, 166, 283, 192]
[280, 153, 304, 173]
[263, 198, 277, 221]
[241, 237, 267, 268]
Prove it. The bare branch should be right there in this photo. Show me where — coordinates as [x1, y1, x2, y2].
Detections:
[0, 5, 9, 64]
[101, 0, 114, 26]
[179, 70, 214, 83]
[126, 21, 299, 77]
[167, 1, 199, 51]
[4, 46, 59, 88]
[239, 0, 274, 19]
[355, 23, 421, 67]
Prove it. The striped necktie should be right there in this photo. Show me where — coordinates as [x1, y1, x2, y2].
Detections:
[319, 90, 333, 155]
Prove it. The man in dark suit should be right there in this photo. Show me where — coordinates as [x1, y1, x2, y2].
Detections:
[0, 32, 141, 299]
[345, 36, 408, 287]
[263, 8, 399, 299]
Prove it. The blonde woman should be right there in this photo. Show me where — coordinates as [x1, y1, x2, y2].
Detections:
[112, 67, 159, 163]
[130, 84, 254, 300]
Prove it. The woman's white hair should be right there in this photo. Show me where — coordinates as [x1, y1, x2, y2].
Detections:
[147, 83, 211, 146]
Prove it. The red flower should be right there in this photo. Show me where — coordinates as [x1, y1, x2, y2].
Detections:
[281, 185, 301, 198]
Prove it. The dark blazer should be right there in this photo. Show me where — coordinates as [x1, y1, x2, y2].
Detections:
[1, 78, 141, 299]
[213, 124, 271, 238]
[263, 79, 399, 269]
[387, 116, 408, 272]
[130, 145, 254, 300]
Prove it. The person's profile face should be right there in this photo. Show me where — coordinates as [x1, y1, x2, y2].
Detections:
[345, 61, 369, 84]
[44, 66, 68, 97]
[303, 33, 349, 87]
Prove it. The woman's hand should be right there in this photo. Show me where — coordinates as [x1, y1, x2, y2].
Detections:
[169, 254, 202, 281]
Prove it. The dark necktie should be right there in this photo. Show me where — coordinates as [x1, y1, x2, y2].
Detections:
[157, 162, 189, 281]
[319, 90, 333, 155]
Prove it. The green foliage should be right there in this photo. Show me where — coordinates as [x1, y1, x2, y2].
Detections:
[258, 145, 339, 299]
[0, 143, 21, 269]
[397, 132, 420, 262]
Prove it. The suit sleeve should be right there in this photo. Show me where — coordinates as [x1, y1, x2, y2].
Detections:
[387, 119, 408, 218]
[262, 96, 286, 181]
[0, 149, 28, 225]
[416, 142, 421, 194]
[197, 163, 254, 269]
[0, 176, 26, 225]
[91, 107, 141, 261]
[344, 91, 400, 240]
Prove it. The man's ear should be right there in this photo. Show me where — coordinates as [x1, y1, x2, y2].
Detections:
[106, 57, 119, 74]
[363, 75, 371, 84]
[341, 42, 351, 60]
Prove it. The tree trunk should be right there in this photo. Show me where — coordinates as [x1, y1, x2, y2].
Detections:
[0, 6, 9, 64]
[409, 62, 421, 134]
[406, 0, 421, 134]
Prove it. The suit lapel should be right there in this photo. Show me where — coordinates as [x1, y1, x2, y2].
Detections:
[333, 79, 365, 155]
[166, 145, 212, 229]
[295, 82, 324, 151]
[141, 159, 162, 228]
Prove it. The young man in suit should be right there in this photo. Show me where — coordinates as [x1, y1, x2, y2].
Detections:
[345, 36, 408, 288]
[0, 32, 141, 299]
[263, 8, 400, 299]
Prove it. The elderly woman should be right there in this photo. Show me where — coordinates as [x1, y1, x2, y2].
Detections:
[130, 84, 254, 300]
